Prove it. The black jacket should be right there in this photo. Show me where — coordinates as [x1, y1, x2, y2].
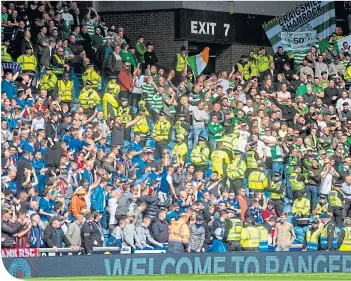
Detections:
[81, 221, 94, 254]
[44, 224, 71, 248]
[16, 158, 31, 186]
[1, 220, 23, 248]
[143, 195, 163, 222]
[151, 217, 168, 243]
[144, 50, 158, 67]
[274, 51, 290, 73]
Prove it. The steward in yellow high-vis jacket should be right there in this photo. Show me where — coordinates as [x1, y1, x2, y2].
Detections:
[211, 142, 230, 178]
[338, 217, 351, 252]
[106, 76, 120, 96]
[133, 108, 150, 146]
[226, 150, 246, 194]
[57, 72, 74, 106]
[1, 40, 12, 63]
[223, 208, 242, 252]
[190, 136, 210, 172]
[16, 47, 37, 73]
[40, 67, 57, 92]
[82, 64, 101, 90]
[152, 111, 171, 159]
[172, 134, 188, 165]
[241, 217, 260, 252]
[78, 80, 101, 117]
[102, 85, 119, 120]
[248, 164, 268, 198]
[117, 97, 134, 142]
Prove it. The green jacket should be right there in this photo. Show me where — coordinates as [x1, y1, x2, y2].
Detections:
[135, 42, 146, 64]
[208, 122, 224, 140]
[120, 50, 137, 69]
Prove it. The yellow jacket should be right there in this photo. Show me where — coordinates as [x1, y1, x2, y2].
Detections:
[102, 92, 119, 120]
[227, 157, 246, 179]
[40, 73, 57, 91]
[211, 149, 230, 177]
[168, 217, 190, 244]
[79, 88, 101, 109]
[248, 170, 268, 192]
[82, 69, 101, 89]
[241, 226, 260, 250]
[190, 144, 210, 166]
[134, 116, 149, 135]
[16, 54, 37, 71]
[172, 142, 188, 164]
[292, 198, 310, 216]
[153, 120, 171, 141]
[106, 80, 120, 96]
[57, 80, 74, 101]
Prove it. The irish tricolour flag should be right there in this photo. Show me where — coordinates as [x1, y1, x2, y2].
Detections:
[186, 47, 209, 76]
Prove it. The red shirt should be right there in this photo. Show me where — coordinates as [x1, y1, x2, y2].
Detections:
[118, 69, 133, 92]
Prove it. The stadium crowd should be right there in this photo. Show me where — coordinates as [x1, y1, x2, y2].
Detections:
[1, 1, 351, 254]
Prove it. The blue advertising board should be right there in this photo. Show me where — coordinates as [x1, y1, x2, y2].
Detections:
[3, 252, 351, 278]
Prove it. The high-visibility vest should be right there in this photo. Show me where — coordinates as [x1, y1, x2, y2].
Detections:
[40, 73, 57, 91]
[248, 171, 267, 192]
[306, 228, 321, 251]
[344, 66, 351, 82]
[289, 172, 305, 191]
[246, 151, 257, 169]
[249, 60, 259, 77]
[1, 45, 12, 62]
[78, 88, 100, 109]
[175, 120, 188, 137]
[134, 116, 149, 135]
[117, 106, 132, 124]
[172, 143, 188, 163]
[339, 227, 351, 251]
[320, 222, 337, 250]
[236, 62, 251, 80]
[257, 54, 273, 73]
[241, 226, 260, 250]
[329, 190, 343, 207]
[256, 225, 268, 252]
[82, 69, 101, 89]
[168, 218, 190, 243]
[175, 53, 187, 72]
[270, 181, 284, 200]
[227, 218, 243, 242]
[227, 158, 246, 180]
[292, 198, 310, 216]
[16, 54, 37, 71]
[102, 92, 119, 120]
[315, 203, 329, 215]
[52, 54, 65, 75]
[57, 80, 73, 101]
[106, 81, 120, 96]
[221, 134, 235, 151]
[190, 144, 210, 166]
[153, 120, 171, 141]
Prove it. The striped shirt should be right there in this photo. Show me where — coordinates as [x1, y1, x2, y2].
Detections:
[149, 93, 164, 111]
[82, 19, 98, 37]
[103, 35, 115, 45]
[142, 83, 156, 100]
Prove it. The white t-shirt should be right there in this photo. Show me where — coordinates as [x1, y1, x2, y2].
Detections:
[320, 172, 333, 195]
[238, 131, 250, 153]
[62, 12, 73, 23]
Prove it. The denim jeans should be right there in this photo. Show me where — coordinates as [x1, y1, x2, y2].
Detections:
[306, 184, 318, 211]
[193, 127, 207, 147]
[209, 139, 217, 152]
[272, 162, 284, 178]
